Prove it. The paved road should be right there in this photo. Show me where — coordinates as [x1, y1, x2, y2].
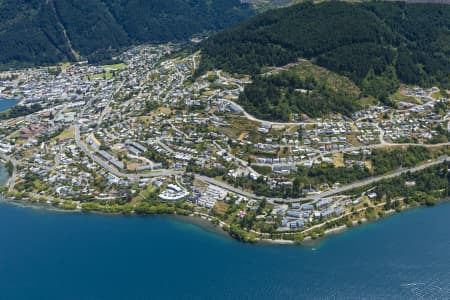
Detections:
[195, 156, 449, 203]
[212, 140, 260, 176]
[252, 142, 450, 168]
[75, 126, 179, 181]
[219, 99, 311, 127]
[220, 97, 449, 150]
[72, 64, 181, 181]
[96, 79, 126, 127]
[307, 155, 449, 200]
[194, 174, 265, 200]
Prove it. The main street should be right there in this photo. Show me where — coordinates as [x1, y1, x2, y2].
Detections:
[195, 156, 449, 204]
[74, 126, 179, 181]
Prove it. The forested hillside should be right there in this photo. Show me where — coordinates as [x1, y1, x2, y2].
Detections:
[238, 62, 362, 121]
[199, 2, 450, 98]
[0, 0, 253, 68]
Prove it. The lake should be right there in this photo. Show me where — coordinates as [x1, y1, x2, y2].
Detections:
[0, 98, 19, 112]
[1, 165, 450, 299]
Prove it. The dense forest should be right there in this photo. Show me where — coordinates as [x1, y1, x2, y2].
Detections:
[0, 0, 253, 68]
[199, 2, 450, 100]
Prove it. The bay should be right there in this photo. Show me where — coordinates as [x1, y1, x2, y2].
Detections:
[1, 163, 450, 299]
[0, 98, 19, 112]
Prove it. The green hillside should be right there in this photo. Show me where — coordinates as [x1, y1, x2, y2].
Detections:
[199, 1, 450, 99]
[239, 61, 362, 121]
[0, 0, 253, 68]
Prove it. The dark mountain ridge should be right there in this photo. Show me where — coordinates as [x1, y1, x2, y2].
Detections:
[197, 1, 450, 120]
[199, 1, 450, 90]
[0, 0, 253, 68]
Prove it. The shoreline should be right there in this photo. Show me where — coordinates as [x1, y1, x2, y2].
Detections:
[0, 97, 20, 104]
[2, 194, 448, 246]
[0, 98, 21, 113]
[0, 196, 231, 239]
[1, 157, 449, 246]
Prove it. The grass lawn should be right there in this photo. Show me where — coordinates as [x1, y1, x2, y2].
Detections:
[138, 116, 153, 125]
[365, 160, 373, 172]
[431, 91, 444, 99]
[213, 201, 229, 217]
[391, 89, 422, 104]
[126, 162, 140, 171]
[220, 116, 260, 140]
[201, 90, 215, 97]
[22, 147, 37, 158]
[102, 63, 126, 70]
[132, 185, 159, 203]
[333, 152, 344, 167]
[346, 134, 359, 146]
[149, 107, 172, 118]
[84, 72, 114, 80]
[53, 127, 75, 141]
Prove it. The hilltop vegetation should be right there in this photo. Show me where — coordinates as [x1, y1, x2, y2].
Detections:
[0, 0, 253, 68]
[238, 62, 362, 120]
[199, 2, 450, 102]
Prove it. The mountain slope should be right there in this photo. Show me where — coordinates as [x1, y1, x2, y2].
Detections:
[0, 0, 71, 67]
[238, 61, 363, 121]
[102, 0, 254, 42]
[0, 0, 253, 68]
[199, 2, 450, 92]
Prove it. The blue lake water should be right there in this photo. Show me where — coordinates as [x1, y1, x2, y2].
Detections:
[0, 98, 19, 112]
[1, 165, 450, 300]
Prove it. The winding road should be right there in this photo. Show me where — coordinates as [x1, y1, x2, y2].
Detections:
[195, 155, 449, 203]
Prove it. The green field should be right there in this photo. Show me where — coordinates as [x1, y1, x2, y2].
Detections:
[83, 72, 114, 80]
[102, 63, 127, 70]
